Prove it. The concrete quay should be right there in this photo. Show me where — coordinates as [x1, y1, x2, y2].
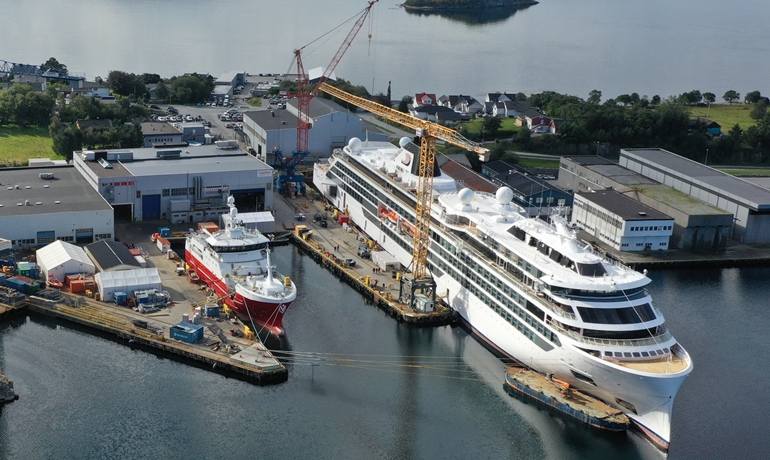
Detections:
[273, 192, 454, 326]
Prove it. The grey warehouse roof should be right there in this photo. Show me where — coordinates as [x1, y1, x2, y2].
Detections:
[123, 154, 270, 177]
[0, 166, 112, 217]
[85, 240, 141, 272]
[576, 190, 672, 221]
[623, 148, 770, 211]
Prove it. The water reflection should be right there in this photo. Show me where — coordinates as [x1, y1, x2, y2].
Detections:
[402, 4, 535, 26]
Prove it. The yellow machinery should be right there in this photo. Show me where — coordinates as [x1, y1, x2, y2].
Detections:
[319, 82, 489, 308]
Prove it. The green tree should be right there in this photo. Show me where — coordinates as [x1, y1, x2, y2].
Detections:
[155, 83, 170, 101]
[616, 94, 632, 106]
[750, 101, 767, 120]
[587, 89, 601, 105]
[397, 96, 413, 113]
[745, 90, 762, 104]
[107, 70, 138, 97]
[0, 84, 54, 127]
[483, 116, 502, 135]
[41, 57, 68, 75]
[515, 92, 527, 102]
[49, 116, 83, 160]
[651, 95, 661, 105]
[139, 73, 162, 84]
[703, 92, 716, 104]
[728, 123, 743, 138]
[723, 90, 740, 104]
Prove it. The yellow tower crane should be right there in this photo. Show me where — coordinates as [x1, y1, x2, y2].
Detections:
[319, 82, 490, 309]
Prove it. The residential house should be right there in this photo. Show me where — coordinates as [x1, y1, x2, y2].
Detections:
[695, 117, 722, 136]
[493, 100, 534, 118]
[522, 109, 552, 132]
[410, 105, 461, 124]
[438, 95, 483, 116]
[549, 119, 574, 134]
[413, 92, 437, 109]
[485, 92, 517, 104]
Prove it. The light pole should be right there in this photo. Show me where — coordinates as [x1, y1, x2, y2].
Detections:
[705, 149, 709, 166]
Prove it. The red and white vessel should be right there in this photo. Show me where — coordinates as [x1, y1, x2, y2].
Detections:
[185, 196, 297, 336]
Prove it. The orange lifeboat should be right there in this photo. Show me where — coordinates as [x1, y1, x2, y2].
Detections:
[400, 220, 416, 238]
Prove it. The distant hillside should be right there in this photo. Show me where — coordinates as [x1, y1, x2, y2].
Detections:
[402, 0, 538, 10]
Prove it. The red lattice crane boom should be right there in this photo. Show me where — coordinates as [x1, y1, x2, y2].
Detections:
[294, 0, 379, 155]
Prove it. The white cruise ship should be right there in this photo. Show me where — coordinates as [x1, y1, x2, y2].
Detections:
[313, 138, 692, 450]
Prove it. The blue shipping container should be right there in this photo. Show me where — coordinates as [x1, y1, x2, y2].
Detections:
[158, 227, 171, 238]
[169, 322, 204, 343]
[204, 306, 220, 318]
[4, 278, 27, 293]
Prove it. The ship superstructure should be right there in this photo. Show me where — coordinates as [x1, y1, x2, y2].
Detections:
[313, 138, 691, 449]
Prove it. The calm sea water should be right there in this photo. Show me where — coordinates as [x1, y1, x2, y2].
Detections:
[1, 246, 769, 459]
[1, 0, 768, 100]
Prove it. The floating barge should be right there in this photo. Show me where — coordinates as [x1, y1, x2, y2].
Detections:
[504, 366, 630, 432]
[0, 372, 19, 406]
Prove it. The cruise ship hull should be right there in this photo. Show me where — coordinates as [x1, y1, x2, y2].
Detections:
[314, 155, 690, 449]
[185, 249, 293, 337]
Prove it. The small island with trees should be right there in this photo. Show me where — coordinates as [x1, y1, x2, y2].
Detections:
[401, 0, 538, 12]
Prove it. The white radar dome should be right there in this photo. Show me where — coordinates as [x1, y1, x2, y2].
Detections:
[459, 188, 475, 205]
[496, 187, 514, 205]
[227, 196, 235, 206]
[399, 137, 411, 149]
[348, 137, 362, 153]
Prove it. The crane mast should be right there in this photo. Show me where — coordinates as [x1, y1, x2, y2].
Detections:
[319, 82, 490, 308]
[294, 0, 379, 155]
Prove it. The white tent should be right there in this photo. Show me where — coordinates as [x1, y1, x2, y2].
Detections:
[96, 268, 162, 302]
[36, 240, 96, 282]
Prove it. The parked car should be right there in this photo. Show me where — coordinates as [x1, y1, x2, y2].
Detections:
[150, 104, 160, 110]
[167, 106, 178, 114]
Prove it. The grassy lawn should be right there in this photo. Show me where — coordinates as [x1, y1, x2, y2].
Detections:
[462, 118, 521, 137]
[688, 104, 757, 130]
[517, 157, 560, 169]
[247, 97, 262, 107]
[0, 125, 58, 166]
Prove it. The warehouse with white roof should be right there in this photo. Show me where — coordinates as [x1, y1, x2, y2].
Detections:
[72, 144, 274, 222]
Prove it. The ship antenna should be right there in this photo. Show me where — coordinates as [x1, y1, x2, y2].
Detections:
[265, 248, 275, 285]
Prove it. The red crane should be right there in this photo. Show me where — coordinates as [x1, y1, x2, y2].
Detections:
[293, 0, 379, 155]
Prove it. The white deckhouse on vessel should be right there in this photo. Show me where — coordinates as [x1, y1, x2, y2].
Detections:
[313, 137, 692, 450]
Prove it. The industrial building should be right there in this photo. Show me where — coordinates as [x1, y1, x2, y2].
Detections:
[141, 122, 183, 147]
[619, 148, 770, 244]
[0, 166, 114, 250]
[482, 160, 572, 216]
[73, 145, 274, 222]
[558, 156, 733, 249]
[572, 190, 675, 252]
[243, 97, 387, 160]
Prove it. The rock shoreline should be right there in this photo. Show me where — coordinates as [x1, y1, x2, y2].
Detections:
[401, 0, 538, 11]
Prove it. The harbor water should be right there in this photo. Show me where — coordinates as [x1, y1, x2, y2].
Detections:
[1, 0, 768, 100]
[1, 246, 769, 459]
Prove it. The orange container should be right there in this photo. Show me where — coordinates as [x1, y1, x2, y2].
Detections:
[83, 280, 96, 290]
[70, 280, 85, 293]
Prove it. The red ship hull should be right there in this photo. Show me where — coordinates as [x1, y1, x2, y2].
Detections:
[185, 250, 292, 337]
